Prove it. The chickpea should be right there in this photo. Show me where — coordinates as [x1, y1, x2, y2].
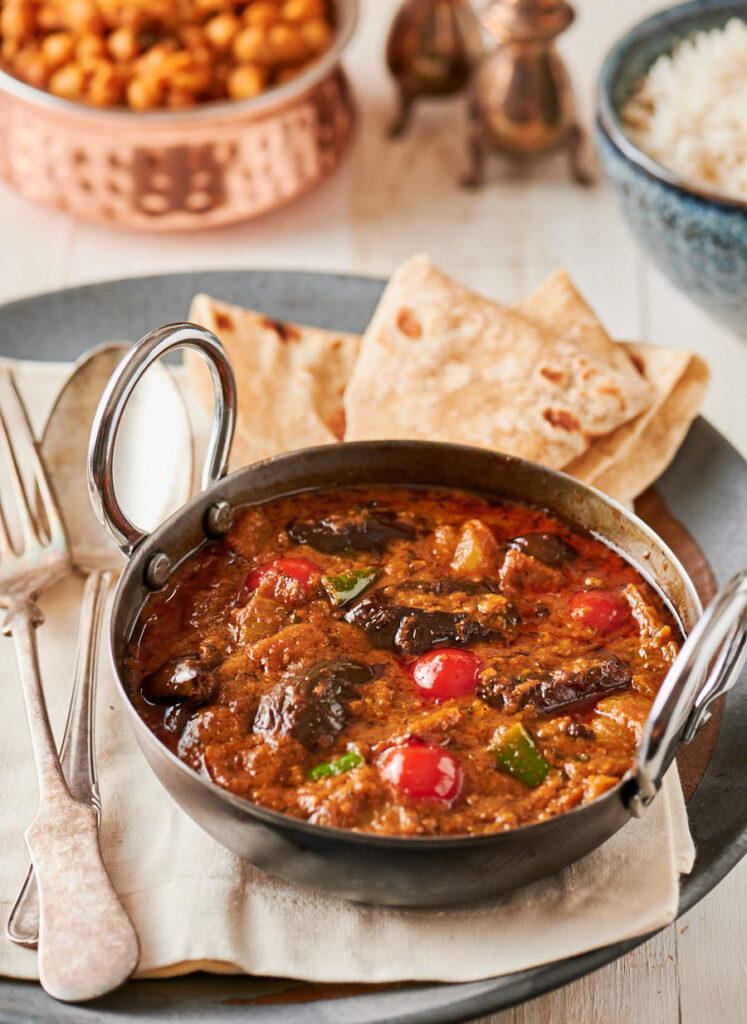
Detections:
[13, 44, 50, 88]
[126, 74, 164, 110]
[134, 40, 178, 81]
[281, 0, 324, 22]
[226, 62, 265, 100]
[1, 38, 20, 61]
[75, 32, 107, 63]
[87, 59, 123, 105]
[107, 26, 140, 63]
[191, 44, 213, 66]
[204, 13, 240, 52]
[48, 61, 85, 99]
[37, 5, 65, 32]
[0, 2, 36, 41]
[267, 22, 307, 63]
[40, 31, 75, 70]
[179, 25, 208, 51]
[65, 0, 104, 36]
[300, 16, 332, 53]
[232, 25, 270, 64]
[169, 50, 211, 92]
[243, 1, 280, 28]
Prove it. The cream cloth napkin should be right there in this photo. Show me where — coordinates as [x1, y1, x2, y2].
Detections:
[0, 359, 694, 985]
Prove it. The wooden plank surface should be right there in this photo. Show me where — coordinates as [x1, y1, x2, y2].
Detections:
[483, 860, 747, 1024]
[0, 1, 743, 1020]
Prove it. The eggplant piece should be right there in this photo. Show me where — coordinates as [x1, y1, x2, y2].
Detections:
[479, 654, 631, 714]
[506, 532, 578, 566]
[535, 656, 632, 713]
[342, 593, 402, 649]
[344, 592, 501, 658]
[253, 659, 374, 750]
[141, 654, 217, 708]
[287, 511, 416, 554]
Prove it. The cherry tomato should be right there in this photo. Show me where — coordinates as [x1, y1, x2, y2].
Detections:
[245, 558, 320, 606]
[570, 589, 630, 633]
[412, 648, 483, 703]
[378, 742, 463, 804]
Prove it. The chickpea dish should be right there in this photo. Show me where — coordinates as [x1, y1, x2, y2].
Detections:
[0, 0, 336, 109]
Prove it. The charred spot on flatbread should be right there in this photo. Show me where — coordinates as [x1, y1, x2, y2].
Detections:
[543, 408, 580, 432]
[599, 385, 626, 411]
[396, 308, 422, 339]
[261, 317, 301, 343]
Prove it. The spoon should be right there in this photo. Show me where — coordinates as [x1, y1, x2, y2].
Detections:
[6, 343, 193, 988]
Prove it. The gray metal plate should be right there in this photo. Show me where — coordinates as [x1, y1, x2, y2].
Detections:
[1, 271, 745, 1023]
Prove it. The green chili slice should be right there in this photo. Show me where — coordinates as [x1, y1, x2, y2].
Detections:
[322, 567, 378, 607]
[494, 723, 549, 788]
[309, 750, 364, 780]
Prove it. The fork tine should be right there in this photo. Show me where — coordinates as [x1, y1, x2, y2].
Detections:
[0, 376, 13, 558]
[0, 369, 57, 551]
[7, 373, 67, 551]
[0, 481, 13, 559]
[0, 398, 36, 551]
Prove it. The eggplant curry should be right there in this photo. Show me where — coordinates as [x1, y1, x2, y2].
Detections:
[126, 486, 681, 836]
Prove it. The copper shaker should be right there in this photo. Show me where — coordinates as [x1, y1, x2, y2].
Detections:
[464, 0, 591, 186]
[386, 0, 483, 137]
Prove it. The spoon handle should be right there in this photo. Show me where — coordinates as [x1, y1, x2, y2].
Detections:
[6, 569, 110, 948]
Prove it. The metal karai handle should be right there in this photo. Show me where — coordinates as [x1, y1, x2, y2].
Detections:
[627, 568, 747, 817]
[88, 323, 236, 556]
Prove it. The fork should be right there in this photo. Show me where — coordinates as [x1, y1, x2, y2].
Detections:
[0, 368, 139, 1003]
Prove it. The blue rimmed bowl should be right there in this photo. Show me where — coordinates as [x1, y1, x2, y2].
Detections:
[596, 1, 747, 335]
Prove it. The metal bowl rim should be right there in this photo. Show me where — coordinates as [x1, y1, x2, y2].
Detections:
[595, 0, 747, 212]
[110, 438, 701, 850]
[0, 0, 357, 124]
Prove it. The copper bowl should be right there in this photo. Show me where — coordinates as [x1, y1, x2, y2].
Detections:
[0, 0, 357, 231]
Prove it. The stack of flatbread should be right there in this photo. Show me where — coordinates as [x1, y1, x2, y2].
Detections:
[185, 255, 708, 504]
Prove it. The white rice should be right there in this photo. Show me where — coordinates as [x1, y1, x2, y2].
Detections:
[621, 17, 747, 200]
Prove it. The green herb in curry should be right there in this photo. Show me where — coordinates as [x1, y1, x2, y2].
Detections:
[309, 750, 364, 780]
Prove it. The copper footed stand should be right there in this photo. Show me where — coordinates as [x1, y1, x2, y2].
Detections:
[386, 0, 482, 138]
[463, 0, 592, 187]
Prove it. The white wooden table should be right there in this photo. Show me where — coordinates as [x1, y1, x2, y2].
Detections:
[0, 1, 744, 1019]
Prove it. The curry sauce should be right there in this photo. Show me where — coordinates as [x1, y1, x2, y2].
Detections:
[125, 487, 680, 836]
